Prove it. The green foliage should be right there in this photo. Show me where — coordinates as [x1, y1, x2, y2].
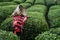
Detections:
[13, 0, 25, 4]
[25, 0, 34, 4]
[48, 5, 60, 27]
[0, 30, 19, 40]
[35, 31, 60, 40]
[0, 3, 31, 23]
[0, 12, 48, 40]
[0, 0, 13, 2]
[27, 5, 47, 13]
[0, 17, 13, 31]
[35, 0, 45, 4]
[0, 5, 17, 23]
[26, 12, 48, 31]
[1, 11, 48, 31]
[20, 12, 48, 40]
[56, 0, 60, 5]
[0, 2, 17, 6]
[45, 0, 56, 5]
[0, 4, 48, 40]
[50, 28, 60, 35]
[20, 3, 31, 8]
[0, 0, 60, 40]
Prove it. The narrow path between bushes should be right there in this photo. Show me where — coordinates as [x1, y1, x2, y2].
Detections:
[45, 4, 56, 29]
[45, 6, 51, 28]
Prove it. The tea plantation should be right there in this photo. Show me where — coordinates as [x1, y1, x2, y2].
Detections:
[0, 0, 60, 40]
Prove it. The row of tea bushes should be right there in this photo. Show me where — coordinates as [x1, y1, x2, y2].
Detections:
[35, 31, 60, 40]
[0, 30, 19, 40]
[0, 11, 48, 40]
[0, 2, 17, 6]
[48, 5, 60, 27]
[27, 5, 46, 13]
[0, 0, 13, 2]
[0, 5, 17, 23]
[13, 0, 25, 4]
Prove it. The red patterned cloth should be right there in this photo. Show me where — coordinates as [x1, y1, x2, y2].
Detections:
[13, 15, 28, 35]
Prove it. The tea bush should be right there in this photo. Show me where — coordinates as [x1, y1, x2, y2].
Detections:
[0, 5, 17, 23]
[0, 12, 48, 40]
[50, 28, 60, 35]
[0, 30, 19, 40]
[0, 0, 13, 2]
[20, 3, 32, 8]
[48, 5, 60, 27]
[0, 0, 60, 40]
[0, 2, 17, 6]
[27, 5, 47, 13]
[45, 0, 56, 5]
[20, 12, 48, 40]
[56, 0, 60, 5]
[35, 31, 60, 40]
[35, 0, 45, 5]
[25, 0, 34, 4]
[13, 0, 25, 4]
[0, 17, 13, 31]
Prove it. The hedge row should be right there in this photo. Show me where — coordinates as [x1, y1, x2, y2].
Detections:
[0, 11, 48, 40]
[0, 0, 13, 2]
[0, 0, 60, 5]
[0, 5, 17, 23]
[48, 5, 60, 27]
[49, 28, 60, 35]
[0, 3, 32, 23]
[0, 5, 48, 40]
[25, 0, 34, 4]
[35, 0, 60, 5]
[13, 0, 25, 4]
[20, 3, 31, 8]
[0, 30, 19, 40]
[0, 5, 48, 30]
[27, 5, 47, 13]
[26, 0, 58, 5]
[56, 0, 60, 5]
[35, 27, 60, 40]
[20, 11, 48, 40]
[45, 0, 56, 5]
[0, 17, 13, 31]
[25, 0, 60, 5]
[12, 0, 60, 5]
[35, 0, 45, 5]
[0, 2, 17, 6]
[35, 31, 60, 40]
